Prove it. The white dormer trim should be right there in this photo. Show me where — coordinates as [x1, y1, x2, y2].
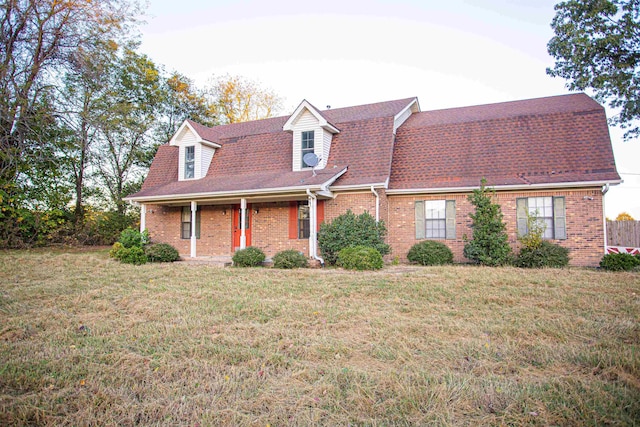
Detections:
[170, 120, 221, 181]
[393, 98, 421, 134]
[283, 100, 340, 134]
[170, 121, 221, 149]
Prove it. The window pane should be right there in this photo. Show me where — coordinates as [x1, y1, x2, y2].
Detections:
[426, 219, 445, 238]
[527, 197, 554, 239]
[181, 222, 191, 239]
[298, 202, 310, 238]
[185, 146, 195, 179]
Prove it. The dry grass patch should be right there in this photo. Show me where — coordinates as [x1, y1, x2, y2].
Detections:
[0, 249, 639, 426]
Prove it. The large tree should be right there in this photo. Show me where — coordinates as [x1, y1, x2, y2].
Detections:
[547, 0, 640, 140]
[207, 74, 284, 124]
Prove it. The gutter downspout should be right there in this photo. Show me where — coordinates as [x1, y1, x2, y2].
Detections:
[370, 186, 379, 222]
[602, 184, 610, 255]
[306, 189, 325, 267]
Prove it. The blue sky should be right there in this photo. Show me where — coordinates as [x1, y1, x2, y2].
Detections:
[139, 0, 640, 218]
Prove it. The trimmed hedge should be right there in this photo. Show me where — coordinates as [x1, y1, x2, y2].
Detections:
[407, 241, 453, 266]
[337, 246, 383, 270]
[117, 246, 147, 265]
[515, 241, 570, 268]
[599, 253, 640, 271]
[145, 243, 180, 263]
[232, 246, 266, 267]
[272, 250, 308, 269]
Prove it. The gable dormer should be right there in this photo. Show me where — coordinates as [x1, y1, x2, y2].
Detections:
[283, 100, 339, 172]
[393, 98, 420, 134]
[170, 121, 221, 181]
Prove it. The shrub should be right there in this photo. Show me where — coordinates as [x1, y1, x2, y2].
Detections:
[463, 179, 512, 266]
[515, 241, 569, 268]
[109, 242, 125, 259]
[407, 241, 454, 266]
[272, 250, 308, 269]
[117, 246, 147, 265]
[232, 246, 266, 267]
[337, 246, 383, 270]
[145, 243, 180, 263]
[318, 210, 390, 265]
[599, 253, 640, 271]
[118, 227, 149, 248]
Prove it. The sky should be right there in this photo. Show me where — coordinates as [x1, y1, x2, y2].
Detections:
[139, 0, 640, 219]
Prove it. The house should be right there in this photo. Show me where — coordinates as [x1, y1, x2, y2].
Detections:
[126, 93, 621, 266]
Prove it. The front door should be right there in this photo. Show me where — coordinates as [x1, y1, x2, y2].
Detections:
[232, 204, 252, 251]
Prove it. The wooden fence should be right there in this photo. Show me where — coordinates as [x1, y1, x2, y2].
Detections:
[607, 220, 640, 247]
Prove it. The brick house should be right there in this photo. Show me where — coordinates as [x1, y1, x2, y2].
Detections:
[126, 94, 621, 266]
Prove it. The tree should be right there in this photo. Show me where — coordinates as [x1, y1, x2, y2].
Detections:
[547, 0, 640, 140]
[463, 179, 512, 266]
[207, 74, 283, 124]
[155, 72, 218, 143]
[93, 45, 164, 214]
[615, 211, 635, 220]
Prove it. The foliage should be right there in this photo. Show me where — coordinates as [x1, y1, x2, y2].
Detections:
[463, 180, 512, 266]
[145, 243, 180, 263]
[337, 246, 384, 270]
[109, 242, 125, 259]
[615, 212, 635, 221]
[207, 74, 284, 124]
[599, 252, 640, 271]
[515, 241, 570, 269]
[407, 241, 454, 266]
[118, 228, 149, 249]
[318, 210, 390, 266]
[519, 211, 546, 250]
[116, 246, 147, 265]
[272, 250, 308, 269]
[232, 247, 266, 267]
[547, 0, 640, 140]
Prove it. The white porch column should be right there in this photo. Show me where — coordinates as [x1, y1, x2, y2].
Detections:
[308, 194, 317, 258]
[190, 201, 197, 258]
[139, 204, 146, 233]
[240, 198, 247, 249]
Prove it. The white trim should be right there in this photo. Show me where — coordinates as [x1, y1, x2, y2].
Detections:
[329, 182, 388, 191]
[190, 201, 197, 258]
[385, 180, 622, 195]
[393, 98, 420, 134]
[283, 100, 340, 134]
[140, 204, 146, 233]
[170, 120, 221, 148]
[240, 198, 247, 249]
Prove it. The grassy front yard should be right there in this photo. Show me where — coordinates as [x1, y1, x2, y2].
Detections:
[1, 249, 638, 426]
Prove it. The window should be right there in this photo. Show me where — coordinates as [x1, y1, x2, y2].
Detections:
[298, 201, 310, 239]
[516, 196, 566, 239]
[301, 131, 314, 168]
[415, 200, 456, 240]
[184, 146, 195, 179]
[181, 206, 200, 239]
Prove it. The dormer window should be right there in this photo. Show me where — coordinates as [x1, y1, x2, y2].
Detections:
[301, 131, 315, 168]
[184, 146, 195, 179]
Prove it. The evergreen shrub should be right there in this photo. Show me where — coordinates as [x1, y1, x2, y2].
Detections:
[599, 253, 640, 271]
[145, 243, 180, 263]
[232, 247, 266, 267]
[515, 241, 569, 268]
[407, 241, 454, 265]
[272, 250, 308, 269]
[337, 246, 383, 270]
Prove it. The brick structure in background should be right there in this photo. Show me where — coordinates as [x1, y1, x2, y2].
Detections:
[128, 94, 620, 267]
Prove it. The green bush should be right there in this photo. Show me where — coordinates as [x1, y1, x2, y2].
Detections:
[109, 242, 125, 259]
[272, 250, 308, 269]
[145, 243, 180, 263]
[407, 241, 454, 266]
[117, 246, 147, 265]
[463, 179, 512, 266]
[318, 210, 390, 265]
[337, 246, 383, 270]
[599, 253, 640, 271]
[232, 246, 266, 267]
[515, 241, 569, 268]
[118, 227, 149, 248]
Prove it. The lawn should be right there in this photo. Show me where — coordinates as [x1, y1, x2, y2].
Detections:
[0, 249, 638, 426]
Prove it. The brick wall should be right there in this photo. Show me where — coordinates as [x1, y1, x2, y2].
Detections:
[251, 202, 308, 257]
[388, 188, 605, 267]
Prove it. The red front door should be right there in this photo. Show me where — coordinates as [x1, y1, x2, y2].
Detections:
[232, 204, 252, 251]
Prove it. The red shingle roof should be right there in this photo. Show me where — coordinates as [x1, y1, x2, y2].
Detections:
[131, 93, 620, 202]
[389, 93, 620, 190]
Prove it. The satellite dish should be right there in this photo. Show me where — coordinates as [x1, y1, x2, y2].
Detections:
[303, 152, 319, 168]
